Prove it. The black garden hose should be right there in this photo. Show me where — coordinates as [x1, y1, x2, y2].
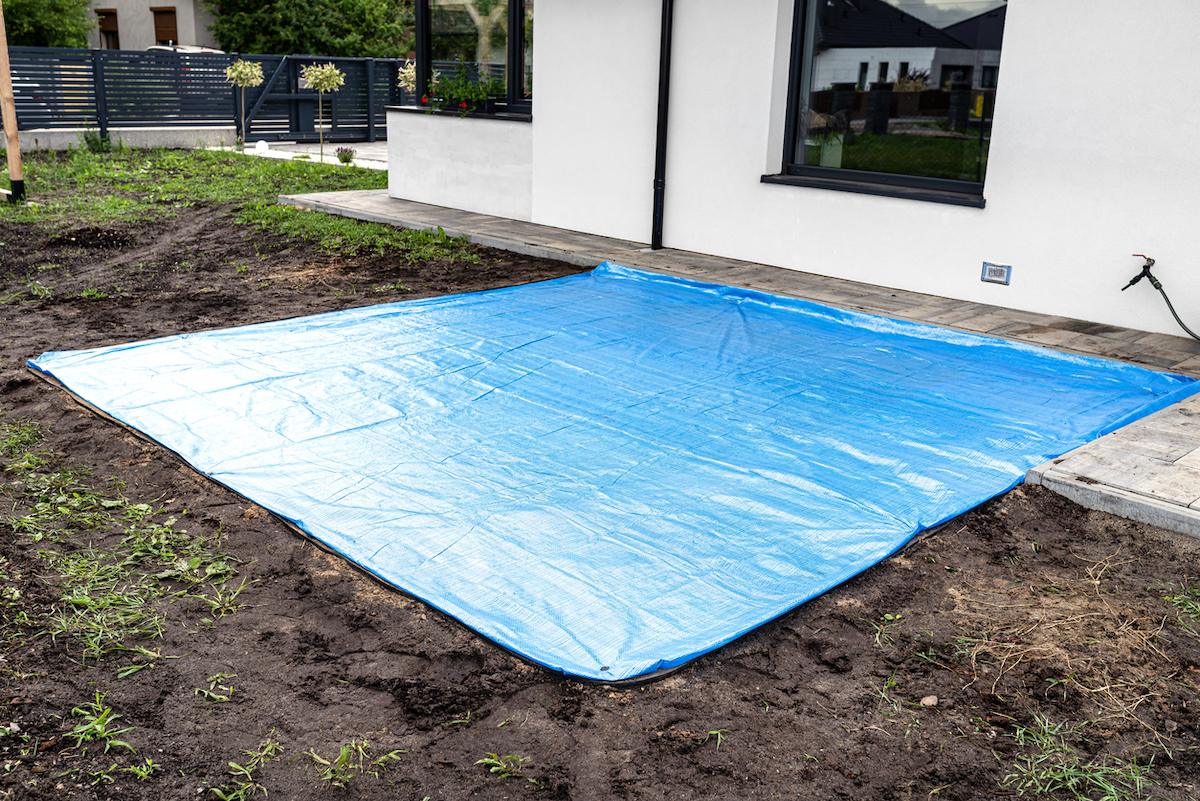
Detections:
[1122, 255, 1200, 342]
[1157, 284, 1200, 341]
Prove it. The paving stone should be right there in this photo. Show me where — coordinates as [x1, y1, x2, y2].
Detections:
[1109, 426, 1200, 462]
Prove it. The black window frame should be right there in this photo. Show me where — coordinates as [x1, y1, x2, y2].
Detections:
[771, 0, 988, 208]
[414, 0, 532, 115]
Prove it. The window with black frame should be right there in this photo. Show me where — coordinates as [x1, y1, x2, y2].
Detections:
[775, 0, 1005, 206]
[415, 0, 532, 115]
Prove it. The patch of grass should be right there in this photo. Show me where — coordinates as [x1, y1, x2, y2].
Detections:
[0, 148, 475, 263]
[69, 691, 136, 754]
[0, 419, 246, 658]
[0, 419, 43, 457]
[210, 735, 281, 801]
[1162, 578, 1200, 638]
[299, 738, 405, 789]
[1000, 714, 1154, 800]
[121, 757, 159, 780]
[476, 752, 537, 783]
[25, 279, 53, 299]
[196, 672, 237, 703]
[372, 279, 411, 293]
[863, 612, 903, 648]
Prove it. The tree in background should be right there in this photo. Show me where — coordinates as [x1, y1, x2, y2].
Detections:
[203, 0, 415, 58]
[0, 0, 94, 48]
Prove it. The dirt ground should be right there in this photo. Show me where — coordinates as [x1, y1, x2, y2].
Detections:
[1, 201, 1199, 801]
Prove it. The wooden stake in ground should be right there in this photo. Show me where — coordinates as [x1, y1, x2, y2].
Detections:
[0, 0, 25, 203]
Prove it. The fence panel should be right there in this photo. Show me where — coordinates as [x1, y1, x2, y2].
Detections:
[6, 47, 99, 130]
[4, 47, 407, 142]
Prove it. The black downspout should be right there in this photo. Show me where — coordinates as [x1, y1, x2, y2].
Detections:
[415, 0, 431, 103]
[651, 0, 675, 250]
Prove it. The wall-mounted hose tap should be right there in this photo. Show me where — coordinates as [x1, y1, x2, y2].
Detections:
[1122, 255, 1161, 291]
[1121, 254, 1198, 341]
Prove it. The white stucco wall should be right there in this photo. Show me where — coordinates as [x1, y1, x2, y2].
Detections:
[655, 0, 1200, 339]
[387, 110, 533, 221]
[528, 0, 662, 243]
[385, 0, 1200, 338]
[87, 1, 218, 51]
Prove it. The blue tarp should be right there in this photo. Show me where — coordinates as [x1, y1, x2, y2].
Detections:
[29, 264, 1199, 680]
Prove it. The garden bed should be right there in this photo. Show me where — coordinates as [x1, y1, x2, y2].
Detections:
[0, 149, 1197, 800]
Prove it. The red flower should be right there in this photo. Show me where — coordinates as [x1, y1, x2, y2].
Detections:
[459, 101, 467, 108]
[421, 95, 428, 103]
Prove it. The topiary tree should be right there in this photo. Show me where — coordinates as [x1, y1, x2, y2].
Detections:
[299, 62, 345, 163]
[225, 59, 264, 150]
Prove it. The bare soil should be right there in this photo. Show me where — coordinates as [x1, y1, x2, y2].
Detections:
[1, 205, 1198, 801]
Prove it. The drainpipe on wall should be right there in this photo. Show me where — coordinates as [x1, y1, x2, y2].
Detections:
[651, 0, 675, 250]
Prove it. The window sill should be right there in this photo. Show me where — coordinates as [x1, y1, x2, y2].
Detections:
[760, 173, 985, 209]
[385, 104, 532, 123]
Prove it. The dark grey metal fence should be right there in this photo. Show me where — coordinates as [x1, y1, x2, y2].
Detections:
[3, 47, 412, 143]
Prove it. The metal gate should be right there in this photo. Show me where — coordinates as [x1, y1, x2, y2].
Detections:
[238, 55, 410, 143]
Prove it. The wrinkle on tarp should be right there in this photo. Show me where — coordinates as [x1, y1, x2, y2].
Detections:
[29, 263, 1199, 680]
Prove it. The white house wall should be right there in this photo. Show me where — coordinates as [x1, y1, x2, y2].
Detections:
[387, 112, 533, 221]
[653, 0, 1200, 339]
[527, 0, 662, 243]
[385, 0, 1200, 339]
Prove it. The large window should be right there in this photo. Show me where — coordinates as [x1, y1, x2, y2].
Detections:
[773, 0, 1006, 206]
[415, 0, 532, 114]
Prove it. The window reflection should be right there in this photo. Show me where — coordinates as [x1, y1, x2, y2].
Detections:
[790, 0, 1005, 187]
[427, 0, 531, 108]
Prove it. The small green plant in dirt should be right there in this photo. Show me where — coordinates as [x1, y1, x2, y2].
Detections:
[25, 279, 53, 299]
[1161, 578, 1200, 638]
[210, 735, 281, 801]
[1001, 714, 1154, 800]
[372, 279, 410, 293]
[477, 752, 537, 783]
[863, 612, 903, 648]
[69, 691, 136, 754]
[298, 738, 405, 789]
[81, 128, 112, 153]
[701, 729, 730, 751]
[122, 757, 159, 780]
[874, 671, 904, 716]
[87, 763, 119, 785]
[196, 672, 237, 703]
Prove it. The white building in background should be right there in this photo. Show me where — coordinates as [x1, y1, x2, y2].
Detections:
[87, 1, 219, 51]
[391, 0, 1196, 340]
